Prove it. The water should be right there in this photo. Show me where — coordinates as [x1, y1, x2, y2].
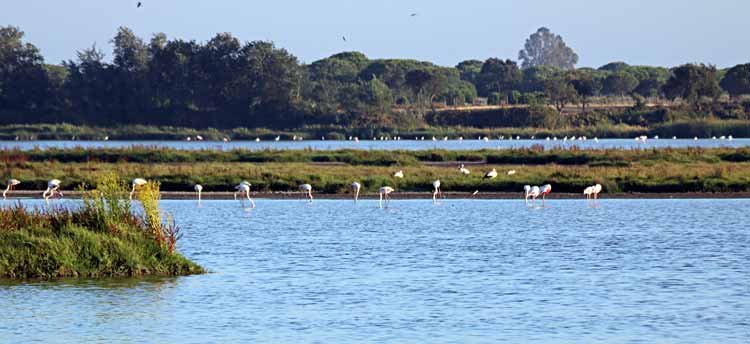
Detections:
[1, 138, 749, 151]
[2, 199, 749, 343]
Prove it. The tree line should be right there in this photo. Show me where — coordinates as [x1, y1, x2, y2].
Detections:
[1, 25, 750, 129]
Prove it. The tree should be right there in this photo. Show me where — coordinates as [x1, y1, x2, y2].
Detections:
[544, 76, 578, 115]
[633, 78, 664, 98]
[602, 72, 638, 97]
[0, 26, 51, 112]
[405, 69, 434, 104]
[456, 60, 483, 84]
[720, 63, 750, 99]
[598, 62, 629, 72]
[662, 64, 722, 110]
[570, 74, 601, 113]
[518, 27, 579, 70]
[474, 58, 522, 97]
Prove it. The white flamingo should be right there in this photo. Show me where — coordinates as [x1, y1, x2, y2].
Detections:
[527, 185, 540, 205]
[299, 183, 313, 202]
[379, 186, 394, 208]
[351, 181, 361, 202]
[3, 179, 20, 199]
[583, 186, 594, 200]
[130, 178, 147, 200]
[393, 170, 404, 179]
[592, 184, 603, 200]
[194, 184, 203, 201]
[459, 164, 471, 175]
[43, 179, 62, 202]
[432, 180, 442, 203]
[234, 181, 256, 208]
[524, 185, 532, 204]
[484, 168, 498, 180]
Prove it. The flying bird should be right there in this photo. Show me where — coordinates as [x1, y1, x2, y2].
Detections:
[342, 36, 347, 42]
[410, 13, 418, 17]
[137, 2, 142, 8]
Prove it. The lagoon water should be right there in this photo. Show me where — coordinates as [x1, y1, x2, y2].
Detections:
[1, 138, 750, 151]
[2, 199, 749, 343]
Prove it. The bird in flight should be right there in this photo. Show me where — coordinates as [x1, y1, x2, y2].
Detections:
[137, 2, 142, 8]
[410, 13, 418, 17]
[342, 36, 347, 42]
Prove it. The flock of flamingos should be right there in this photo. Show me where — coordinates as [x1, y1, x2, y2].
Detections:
[2, 164, 605, 208]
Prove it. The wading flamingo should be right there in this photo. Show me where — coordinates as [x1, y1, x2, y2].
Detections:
[3, 179, 20, 199]
[524, 185, 531, 204]
[540, 184, 552, 206]
[130, 178, 147, 200]
[583, 186, 594, 200]
[43, 179, 62, 202]
[459, 164, 471, 175]
[592, 184, 603, 200]
[484, 168, 498, 180]
[432, 180, 442, 203]
[527, 186, 540, 205]
[234, 181, 256, 208]
[351, 181, 361, 202]
[379, 186, 394, 208]
[194, 184, 203, 201]
[299, 183, 313, 202]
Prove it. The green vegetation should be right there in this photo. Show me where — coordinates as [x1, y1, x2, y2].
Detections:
[0, 174, 204, 279]
[2, 147, 749, 195]
[2, 25, 749, 132]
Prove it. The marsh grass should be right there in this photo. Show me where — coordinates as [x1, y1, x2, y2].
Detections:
[0, 173, 203, 279]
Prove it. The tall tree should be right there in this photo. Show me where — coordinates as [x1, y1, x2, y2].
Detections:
[475, 58, 522, 97]
[570, 73, 601, 113]
[544, 76, 578, 115]
[518, 27, 579, 70]
[602, 72, 638, 97]
[0, 26, 51, 112]
[662, 64, 722, 110]
[720, 63, 750, 99]
[456, 60, 483, 85]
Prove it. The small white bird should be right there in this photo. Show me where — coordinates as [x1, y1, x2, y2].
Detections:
[507, 170, 517, 176]
[379, 186, 394, 208]
[43, 179, 62, 202]
[196, 135, 204, 141]
[194, 184, 203, 201]
[484, 169, 498, 179]
[459, 164, 471, 175]
[130, 178, 148, 200]
[275, 136, 281, 142]
[299, 183, 313, 202]
[524, 185, 532, 204]
[351, 181, 361, 202]
[223, 137, 229, 143]
[3, 179, 21, 199]
[393, 170, 404, 179]
[255, 138, 261, 142]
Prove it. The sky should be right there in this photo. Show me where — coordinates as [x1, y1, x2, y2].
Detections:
[3, 0, 749, 68]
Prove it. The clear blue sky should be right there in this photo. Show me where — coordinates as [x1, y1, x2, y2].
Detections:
[4, 0, 748, 68]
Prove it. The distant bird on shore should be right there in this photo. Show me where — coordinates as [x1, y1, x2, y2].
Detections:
[379, 186, 394, 208]
[393, 170, 404, 179]
[432, 180, 442, 203]
[459, 164, 470, 175]
[235, 181, 256, 208]
[299, 183, 313, 202]
[3, 179, 21, 199]
[351, 181, 361, 202]
[43, 179, 62, 202]
[194, 184, 203, 201]
[275, 136, 281, 141]
[484, 168, 498, 179]
[130, 178, 147, 200]
[507, 170, 517, 176]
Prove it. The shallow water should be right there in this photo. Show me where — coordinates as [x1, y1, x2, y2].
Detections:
[2, 199, 750, 343]
[2, 138, 749, 151]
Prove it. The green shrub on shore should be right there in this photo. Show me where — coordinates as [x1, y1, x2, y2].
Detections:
[0, 174, 204, 279]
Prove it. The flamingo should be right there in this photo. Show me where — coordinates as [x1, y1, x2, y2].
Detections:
[527, 186, 540, 205]
[130, 178, 147, 200]
[393, 170, 404, 179]
[3, 179, 20, 199]
[540, 184, 552, 206]
[432, 180, 442, 203]
[523, 185, 531, 204]
[459, 164, 471, 175]
[351, 181, 361, 202]
[43, 179, 62, 202]
[379, 186, 394, 208]
[583, 186, 594, 200]
[299, 183, 313, 202]
[234, 181, 256, 208]
[484, 168, 498, 180]
[592, 184, 603, 200]
[194, 184, 203, 201]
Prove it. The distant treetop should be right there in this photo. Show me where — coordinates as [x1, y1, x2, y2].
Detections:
[518, 27, 579, 70]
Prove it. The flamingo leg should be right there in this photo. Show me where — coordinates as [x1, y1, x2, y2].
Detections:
[379, 193, 383, 208]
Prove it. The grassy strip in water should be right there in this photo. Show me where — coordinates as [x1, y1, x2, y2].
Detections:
[0, 174, 204, 279]
[2, 147, 750, 194]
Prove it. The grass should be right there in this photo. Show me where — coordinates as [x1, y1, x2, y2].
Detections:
[1, 147, 750, 194]
[0, 173, 204, 279]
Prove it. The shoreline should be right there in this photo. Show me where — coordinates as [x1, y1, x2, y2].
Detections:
[5, 191, 750, 200]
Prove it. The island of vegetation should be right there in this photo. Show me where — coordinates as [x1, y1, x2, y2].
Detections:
[2, 147, 749, 195]
[1, 26, 749, 139]
[0, 174, 204, 279]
